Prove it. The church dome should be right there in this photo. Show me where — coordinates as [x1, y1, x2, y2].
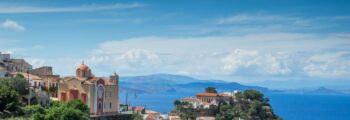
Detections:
[76, 61, 92, 78]
[77, 63, 89, 70]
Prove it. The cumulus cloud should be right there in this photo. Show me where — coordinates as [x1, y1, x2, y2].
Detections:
[1, 19, 25, 31]
[81, 33, 350, 82]
[221, 50, 292, 76]
[303, 52, 350, 78]
[19, 32, 349, 82]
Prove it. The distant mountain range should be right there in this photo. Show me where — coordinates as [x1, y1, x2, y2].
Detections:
[253, 79, 350, 91]
[119, 74, 267, 94]
[119, 74, 345, 95]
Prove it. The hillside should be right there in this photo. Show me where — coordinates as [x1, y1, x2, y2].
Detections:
[119, 74, 268, 94]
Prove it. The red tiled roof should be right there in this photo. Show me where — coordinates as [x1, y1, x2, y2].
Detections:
[196, 93, 228, 97]
[77, 63, 89, 70]
[182, 97, 200, 101]
[196, 93, 219, 97]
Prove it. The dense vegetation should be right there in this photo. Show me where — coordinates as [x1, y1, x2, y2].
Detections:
[172, 88, 282, 120]
[0, 76, 90, 120]
[0, 75, 28, 118]
[29, 100, 90, 120]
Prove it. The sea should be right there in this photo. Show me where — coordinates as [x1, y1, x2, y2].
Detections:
[120, 92, 350, 120]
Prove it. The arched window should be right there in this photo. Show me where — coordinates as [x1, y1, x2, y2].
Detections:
[98, 103, 102, 109]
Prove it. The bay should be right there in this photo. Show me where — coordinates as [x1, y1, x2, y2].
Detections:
[120, 92, 350, 120]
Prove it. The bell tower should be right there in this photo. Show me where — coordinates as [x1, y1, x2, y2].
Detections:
[109, 72, 119, 85]
[76, 61, 92, 78]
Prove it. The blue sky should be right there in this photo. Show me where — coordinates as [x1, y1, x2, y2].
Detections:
[0, 0, 350, 89]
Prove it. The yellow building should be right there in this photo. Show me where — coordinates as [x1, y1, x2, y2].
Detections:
[58, 63, 119, 117]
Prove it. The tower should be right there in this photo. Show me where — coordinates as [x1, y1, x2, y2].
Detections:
[76, 61, 92, 78]
[109, 72, 119, 85]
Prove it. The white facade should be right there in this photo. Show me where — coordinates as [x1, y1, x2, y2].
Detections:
[30, 79, 44, 87]
[0, 52, 11, 62]
[0, 68, 6, 77]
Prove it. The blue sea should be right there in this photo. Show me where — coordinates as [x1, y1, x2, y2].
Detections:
[120, 92, 350, 120]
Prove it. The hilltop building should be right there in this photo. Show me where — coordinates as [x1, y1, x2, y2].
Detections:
[58, 62, 120, 117]
[196, 93, 230, 107]
[0, 52, 32, 76]
[29, 66, 53, 76]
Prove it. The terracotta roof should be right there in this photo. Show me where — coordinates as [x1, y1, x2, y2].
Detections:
[182, 97, 200, 101]
[77, 63, 89, 70]
[133, 106, 145, 111]
[145, 110, 159, 114]
[219, 94, 229, 97]
[196, 93, 228, 97]
[196, 93, 219, 97]
[202, 102, 210, 105]
[61, 76, 116, 85]
[20, 72, 42, 80]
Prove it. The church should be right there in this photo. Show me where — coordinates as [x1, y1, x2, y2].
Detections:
[58, 62, 119, 117]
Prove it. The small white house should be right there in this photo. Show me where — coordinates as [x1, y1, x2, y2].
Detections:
[181, 97, 201, 108]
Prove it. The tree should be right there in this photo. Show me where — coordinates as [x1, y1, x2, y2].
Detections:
[0, 83, 22, 118]
[45, 107, 89, 120]
[0, 77, 29, 95]
[174, 100, 181, 106]
[23, 105, 46, 120]
[243, 90, 264, 101]
[32, 100, 90, 120]
[48, 86, 58, 97]
[171, 89, 282, 120]
[132, 113, 143, 120]
[15, 73, 25, 79]
[205, 87, 218, 93]
[65, 100, 89, 114]
[50, 101, 64, 108]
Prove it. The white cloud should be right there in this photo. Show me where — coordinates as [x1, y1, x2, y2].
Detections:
[19, 32, 349, 83]
[80, 33, 350, 82]
[0, 3, 144, 14]
[26, 58, 46, 68]
[303, 52, 350, 78]
[1, 19, 25, 31]
[217, 14, 298, 24]
[221, 50, 292, 76]
[96, 33, 349, 55]
[31, 45, 45, 50]
[221, 49, 260, 73]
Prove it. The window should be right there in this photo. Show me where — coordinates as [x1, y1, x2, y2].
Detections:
[61, 93, 67, 101]
[81, 93, 87, 103]
[110, 102, 112, 109]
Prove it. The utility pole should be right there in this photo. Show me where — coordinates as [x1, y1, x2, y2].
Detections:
[27, 68, 31, 106]
[26, 68, 32, 117]
[126, 92, 128, 108]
